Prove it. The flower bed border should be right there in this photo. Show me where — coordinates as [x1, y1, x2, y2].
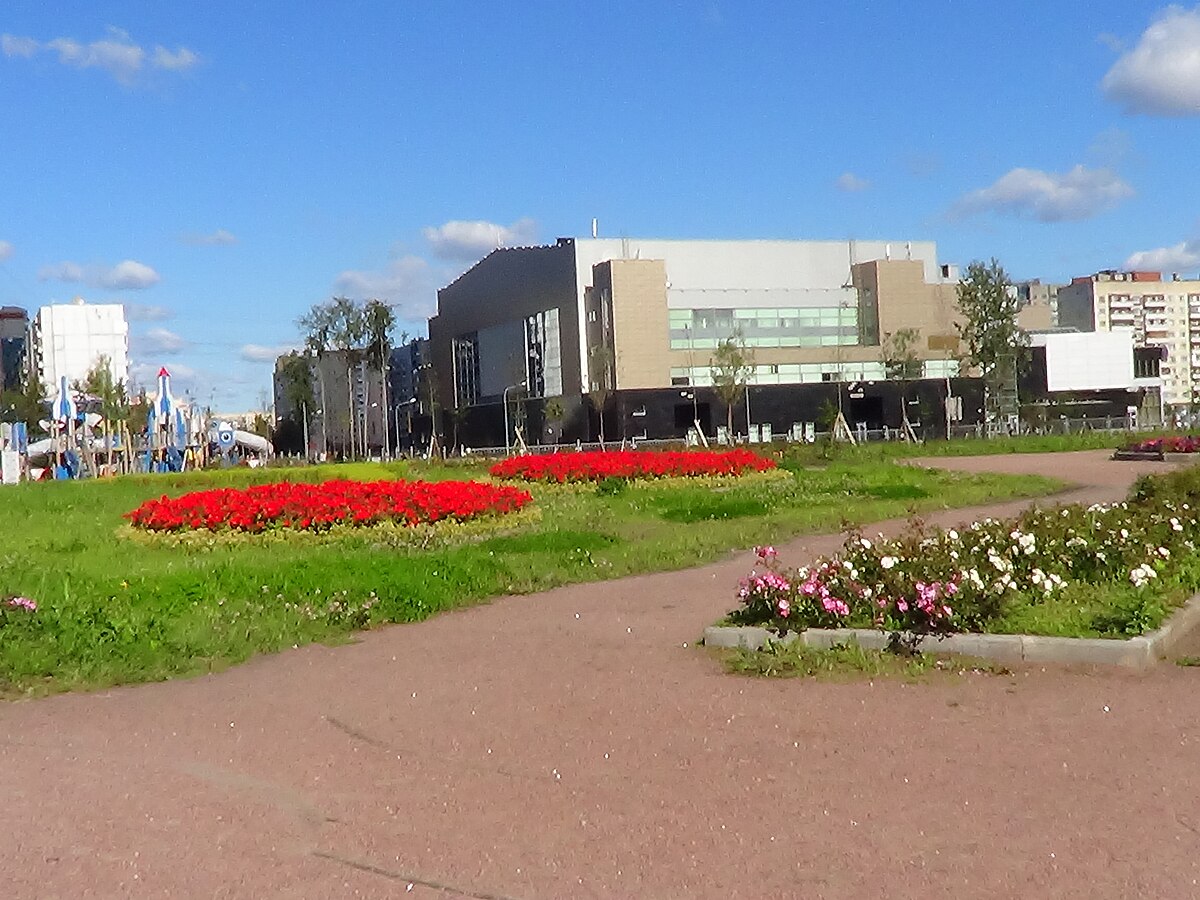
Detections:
[704, 591, 1200, 671]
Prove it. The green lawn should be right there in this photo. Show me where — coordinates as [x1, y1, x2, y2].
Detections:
[0, 458, 1061, 695]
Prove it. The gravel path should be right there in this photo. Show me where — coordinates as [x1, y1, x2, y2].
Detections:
[2, 450, 1198, 899]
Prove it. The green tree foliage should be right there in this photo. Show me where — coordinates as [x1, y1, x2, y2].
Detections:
[882, 328, 923, 380]
[276, 352, 315, 422]
[77, 356, 130, 424]
[710, 328, 755, 437]
[955, 259, 1027, 419]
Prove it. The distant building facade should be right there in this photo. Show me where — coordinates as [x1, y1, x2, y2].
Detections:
[32, 299, 129, 392]
[1058, 269, 1200, 410]
[428, 237, 976, 445]
[0, 306, 29, 391]
[1020, 331, 1163, 427]
[273, 350, 388, 457]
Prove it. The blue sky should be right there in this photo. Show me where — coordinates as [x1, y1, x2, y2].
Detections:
[2, 1, 1199, 409]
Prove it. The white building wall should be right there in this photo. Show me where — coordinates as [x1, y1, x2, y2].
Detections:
[34, 301, 130, 391]
[1030, 332, 1135, 391]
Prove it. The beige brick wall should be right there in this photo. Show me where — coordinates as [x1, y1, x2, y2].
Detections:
[595, 259, 671, 390]
[857, 259, 963, 359]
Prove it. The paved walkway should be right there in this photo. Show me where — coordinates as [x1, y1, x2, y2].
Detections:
[2, 451, 1198, 899]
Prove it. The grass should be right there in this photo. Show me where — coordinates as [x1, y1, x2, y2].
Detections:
[719, 640, 1011, 680]
[0, 457, 1061, 696]
[774, 431, 1126, 469]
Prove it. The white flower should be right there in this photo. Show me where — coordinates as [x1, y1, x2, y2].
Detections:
[859, 538, 872, 549]
[948, 530, 959, 541]
[1158, 547, 1170, 559]
[1130, 564, 1158, 588]
[881, 556, 897, 570]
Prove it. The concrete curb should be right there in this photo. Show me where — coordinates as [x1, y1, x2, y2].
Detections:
[704, 593, 1200, 671]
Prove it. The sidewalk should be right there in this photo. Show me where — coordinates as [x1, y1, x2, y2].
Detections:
[1, 451, 1196, 899]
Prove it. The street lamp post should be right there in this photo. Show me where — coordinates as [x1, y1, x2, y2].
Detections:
[394, 397, 417, 456]
[502, 381, 526, 455]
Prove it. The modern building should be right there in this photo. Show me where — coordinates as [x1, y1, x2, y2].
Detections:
[0, 306, 29, 391]
[388, 338, 434, 454]
[428, 237, 975, 445]
[31, 299, 129, 393]
[1057, 270, 1200, 410]
[1020, 331, 1162, 427]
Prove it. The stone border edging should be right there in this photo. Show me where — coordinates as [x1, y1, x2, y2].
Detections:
[704, 593, 1200, 671]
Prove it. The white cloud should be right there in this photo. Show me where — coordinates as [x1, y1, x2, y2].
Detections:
[1, 34, 38, 58]
[38, 261, 85, 282]
[124, 302, 172, 322]
[181, 228, 237, 247]
[1125, 238, 1200, 272]
[333, 255, 434, 318]
[240, 343, 296, 363]
[422, 218, 538, 260]
[98, 259, 160, 289]
[950, 165, 1133, 223]
[835, 172, 870, 192]
[40, 259, 161, 290]
[1102, 6, 1200, 115]
[139, 327, 186, 354]
[153, 45, 198, 71]
[2, 27, 199, 85]
[0, 240, 12, 262]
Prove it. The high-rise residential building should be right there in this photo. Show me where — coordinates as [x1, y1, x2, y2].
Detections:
[0, 306, 29, 391]
[32, 299, 129, 392]
[273, 350, 388, 457]
[1057, 270, 1200, 409]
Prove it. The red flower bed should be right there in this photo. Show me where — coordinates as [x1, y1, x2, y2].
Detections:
[489, 448, 776, 483]
[125, 478, 533, 533]
[1128, 435, 1200, 454]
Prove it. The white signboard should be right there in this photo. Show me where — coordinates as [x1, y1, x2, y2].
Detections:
[1, 450, 20, 485]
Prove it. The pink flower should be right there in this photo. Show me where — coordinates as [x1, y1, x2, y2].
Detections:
[896, 600, 909, 613]
[777, 598, 791, 617]
[6, 596, 36, 612]
[755, 545, 778, 561]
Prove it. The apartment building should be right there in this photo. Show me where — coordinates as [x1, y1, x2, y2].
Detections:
[272, 350, 387, 457]
[32, 299, 129, 392]
[429, 237, 978, 445]
[1058, 270, 1197, 409]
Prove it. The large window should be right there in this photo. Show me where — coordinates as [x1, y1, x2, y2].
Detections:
[668, 306, 859, 350]
[669, 360, 885, 387]
[524, 309, 562, 398]
[452, 334, 480, 407]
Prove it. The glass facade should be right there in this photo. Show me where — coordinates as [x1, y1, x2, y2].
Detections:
[668, 306, 859, 350]
[671, 360, 887, 387]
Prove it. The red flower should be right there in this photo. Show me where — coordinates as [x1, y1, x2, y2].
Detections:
[124, 478, 533, 533]
[489, 448, 776, 482]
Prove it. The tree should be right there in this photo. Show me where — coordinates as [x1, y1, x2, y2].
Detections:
[587, 345, 614, 446]
[710, 328, 754, 438]
[1, 368, 46, 432]
[955, 259, 1027, 421]
[298, 297, 366, 457]
[543, 397, 565, 445]
[881, 328, 922, 380]
[277, 352, 315, 420]
[363, 299, 395, 457]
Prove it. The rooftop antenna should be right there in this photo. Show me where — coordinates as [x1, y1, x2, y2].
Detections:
[591, 218, 598, 239]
